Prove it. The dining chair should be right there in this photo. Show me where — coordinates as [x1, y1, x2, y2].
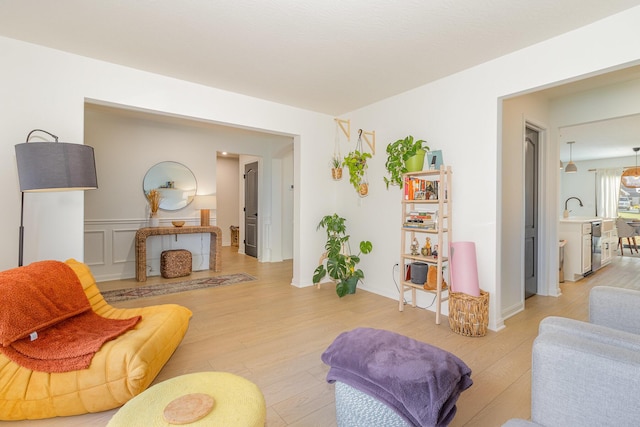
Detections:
[615, 217, 638, 255]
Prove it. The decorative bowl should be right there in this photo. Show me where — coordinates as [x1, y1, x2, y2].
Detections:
[172, 221, 185, 227]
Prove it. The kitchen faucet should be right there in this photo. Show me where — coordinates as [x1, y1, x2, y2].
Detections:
[565, 197, 584, 210]
[563, 197, 584, 218]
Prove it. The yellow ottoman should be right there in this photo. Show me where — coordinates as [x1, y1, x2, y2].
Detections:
[107, 372, 266, 427]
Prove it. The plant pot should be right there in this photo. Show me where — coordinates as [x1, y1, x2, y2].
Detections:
[405, 149, 426, 172]
[336, 276, 359, 297]
[331, 167, 343, 180]
[358, 183, 369, 197]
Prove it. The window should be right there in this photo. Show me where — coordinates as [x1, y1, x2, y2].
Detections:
[619, 177, 640, 219]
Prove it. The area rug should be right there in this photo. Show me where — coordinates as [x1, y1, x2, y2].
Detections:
[102, 273, 257, 303]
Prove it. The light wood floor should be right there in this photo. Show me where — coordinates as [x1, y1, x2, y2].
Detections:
[8, 247, 640, 427]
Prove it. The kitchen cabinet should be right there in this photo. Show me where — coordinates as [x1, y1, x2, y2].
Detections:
[582, 233, 592, 274]
[559, 217, 614, 282]
[559, 219, 592, 282]
[600, 219, 615, 266]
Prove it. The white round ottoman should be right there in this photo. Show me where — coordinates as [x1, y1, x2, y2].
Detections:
[107, 372, 266, 426]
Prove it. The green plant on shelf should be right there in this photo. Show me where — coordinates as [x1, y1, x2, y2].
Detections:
[384, 135, 429, 189]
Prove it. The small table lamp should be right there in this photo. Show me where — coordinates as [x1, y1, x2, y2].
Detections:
[193, 194, 216, 226]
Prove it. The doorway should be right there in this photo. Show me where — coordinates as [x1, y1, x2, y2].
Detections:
[524, 125, 540, 298]
[244, 161, 258, 258]
[83, 103, 295, 282]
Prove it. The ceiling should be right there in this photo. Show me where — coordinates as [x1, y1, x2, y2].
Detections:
[1, 0, 640, 116]
[558, 113, 640, 163]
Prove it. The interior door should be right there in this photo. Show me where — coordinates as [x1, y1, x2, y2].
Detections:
[244, 161, 258, 258]
[524, 126, 539, 298]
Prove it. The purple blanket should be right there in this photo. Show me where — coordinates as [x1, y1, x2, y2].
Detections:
[321, 328, 472, 427]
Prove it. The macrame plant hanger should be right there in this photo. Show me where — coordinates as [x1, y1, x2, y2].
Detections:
[332, 119, 345, 180]
[356, 129, 369, 197]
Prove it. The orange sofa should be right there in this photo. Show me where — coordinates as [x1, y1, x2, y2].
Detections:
[0, 259, 192, 420]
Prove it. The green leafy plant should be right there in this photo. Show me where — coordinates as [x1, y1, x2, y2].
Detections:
[331, 155, 342, 168]
[343, 150, 372, 192]
[313, 214, 373, 297]
[384, 135, 430, 188]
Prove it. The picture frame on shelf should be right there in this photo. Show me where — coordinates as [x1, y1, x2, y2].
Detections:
[427, 150, 443, 170]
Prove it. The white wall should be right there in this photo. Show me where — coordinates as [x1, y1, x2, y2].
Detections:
[217, 155, 240, 246]
[499, 74, 640, 320]
[85, 105, 218, 222]
[0, 36, 334, 290]
[82, 104, 295, 281]
[501, 93, 552, 319]
[3, 6, 640, 331]
[561, 155, 636, 215]
[281, 147, 294, 260]
[552, 78, 640, 217]
[343, 6, 640, 330]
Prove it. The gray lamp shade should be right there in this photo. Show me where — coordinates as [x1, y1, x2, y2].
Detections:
[15, 142, 98, 191]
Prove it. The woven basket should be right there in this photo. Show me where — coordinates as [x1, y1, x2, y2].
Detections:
[161, 249, 192, 279]
[448, 290, 489, 337]
[230, 226, 239, 247]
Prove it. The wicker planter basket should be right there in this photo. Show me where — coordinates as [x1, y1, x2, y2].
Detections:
[448, 290, 489, 337]
[331, 167, 343, 180]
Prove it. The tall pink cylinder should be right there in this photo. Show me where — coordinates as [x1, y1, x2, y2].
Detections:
[449, 241, 481, 296]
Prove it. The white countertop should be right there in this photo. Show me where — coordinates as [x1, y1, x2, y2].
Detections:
[560, 216, 610, 223]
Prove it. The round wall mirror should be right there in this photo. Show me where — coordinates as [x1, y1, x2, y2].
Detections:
[143, 161, 197, 211]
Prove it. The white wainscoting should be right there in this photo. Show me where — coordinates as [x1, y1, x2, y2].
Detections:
[84, 218, 214, 282]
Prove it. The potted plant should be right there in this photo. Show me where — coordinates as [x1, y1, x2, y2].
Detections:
[343, 150, 372, 195]
[313, 213, 373, 297]
[331, 155, 343, 180]
[383, 135, 430, 188]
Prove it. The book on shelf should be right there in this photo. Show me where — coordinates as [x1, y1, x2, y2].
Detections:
[404, 209, 438, 229]
[404, 176, 438, 201]
[403, 222, 436, 230]
[404, 216, 435, 224]
[403, 221, 436, 230]
[407, 211, 433, 220]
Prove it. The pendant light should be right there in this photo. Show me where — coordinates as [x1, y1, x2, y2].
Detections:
[621, 147, 640, 188]
[564, 141, 577, 173]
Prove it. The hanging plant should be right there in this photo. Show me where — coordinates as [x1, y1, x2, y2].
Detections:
[343, 150, 371, 194]
[343, 129, 372, 196]
[331, 155, 343, 180]
[331, 119, 345, 181]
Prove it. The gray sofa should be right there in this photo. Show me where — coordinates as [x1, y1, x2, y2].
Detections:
[504, 286, 640, 427]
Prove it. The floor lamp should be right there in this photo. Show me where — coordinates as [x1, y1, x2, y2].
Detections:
[15, 129, 98, 266]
